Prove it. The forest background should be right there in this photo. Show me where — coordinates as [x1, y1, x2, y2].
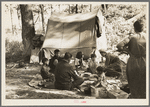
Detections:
[4, 3, 147, 63]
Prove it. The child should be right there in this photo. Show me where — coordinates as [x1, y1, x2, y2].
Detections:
[92, 66, 106, 87]
[49, 49, 61, 73]
[96, 66, 106, 81]
[75, 51, 87, 70]
[41, 58, 55, 83]
[91, 47, 102, 63]
[88, 54, 99, 74]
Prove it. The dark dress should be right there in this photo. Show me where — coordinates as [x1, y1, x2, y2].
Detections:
[117, 34, 146, 98]
[54, 59, 84, 90]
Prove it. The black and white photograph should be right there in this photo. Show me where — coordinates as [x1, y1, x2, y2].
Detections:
[2, 1, 149, 106]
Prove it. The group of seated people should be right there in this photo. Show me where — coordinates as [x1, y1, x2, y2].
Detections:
[40, 49, 123, 91]
[40, 19, 145, 98]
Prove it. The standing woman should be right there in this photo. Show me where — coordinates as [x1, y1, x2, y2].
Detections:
[117, 19, 146, 98]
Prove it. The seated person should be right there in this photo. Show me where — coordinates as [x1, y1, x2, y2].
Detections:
[41, 58, 55, 83]
[92, 66, 106, 87]
[49, 49, 61, 73]
[75, 51, 87, 70]
[96, 66, 106, 81]
[87, 54, 99, 74]
[54, 52, 84, 90]
[99, 49, 122, 78]
[91, 47, 102, 63]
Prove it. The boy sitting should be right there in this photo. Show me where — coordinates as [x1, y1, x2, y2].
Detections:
[87, 54, 99, 74]
[41, 58, 55, 84]
[75, 51, 87, 70]
[49, 49, 61, 73]
[92, 66, 106, 87]
[96, 66, 106, 81]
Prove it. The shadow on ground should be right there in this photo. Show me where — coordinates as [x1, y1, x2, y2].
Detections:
[5, 62, 127, 99]
[5, 64, 94, 99]
[6, 89, 84, 99]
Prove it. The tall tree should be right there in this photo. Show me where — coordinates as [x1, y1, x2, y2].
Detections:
[20, 4, 35, 59]
[90, 4, 92, 12]
[16, 5, 21, 29]
[68, 4, 70, 14]
[75, 4, 78, 13]
[39, 4, 45, 34]
[80, 4, 83, 13]
[59, 4, 60, 13]
[10, 4, 14, 35]
[51, 4, 53, 15]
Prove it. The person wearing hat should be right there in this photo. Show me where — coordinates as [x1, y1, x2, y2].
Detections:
[99, 49, 122, 78]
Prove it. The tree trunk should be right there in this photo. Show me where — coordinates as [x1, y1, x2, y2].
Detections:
[51, 4, 53, 15]
[68, 4, 70, 14]
[10, 4, 14, 35]
[81, 4, 83, 13]
[20, 4, 35, 58]
[75, 4, 78, 13]
[39, 4, 45, 34]
[59, 4, 60, 13]
[104, 4, 106, 13]
[17, 7, 21, 29]
[90, 4, 92, 12]
[104, 4, 107, 14]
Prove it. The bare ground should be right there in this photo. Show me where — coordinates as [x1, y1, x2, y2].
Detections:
[5, 63, 96, 99]
[5, 59, 127, 99]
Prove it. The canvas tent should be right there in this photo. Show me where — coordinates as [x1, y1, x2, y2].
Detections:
[30, 9, 107, 63]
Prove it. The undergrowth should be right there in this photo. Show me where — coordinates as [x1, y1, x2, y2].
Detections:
[5, 4, 147, 63]
[5, 38, 24, 63]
